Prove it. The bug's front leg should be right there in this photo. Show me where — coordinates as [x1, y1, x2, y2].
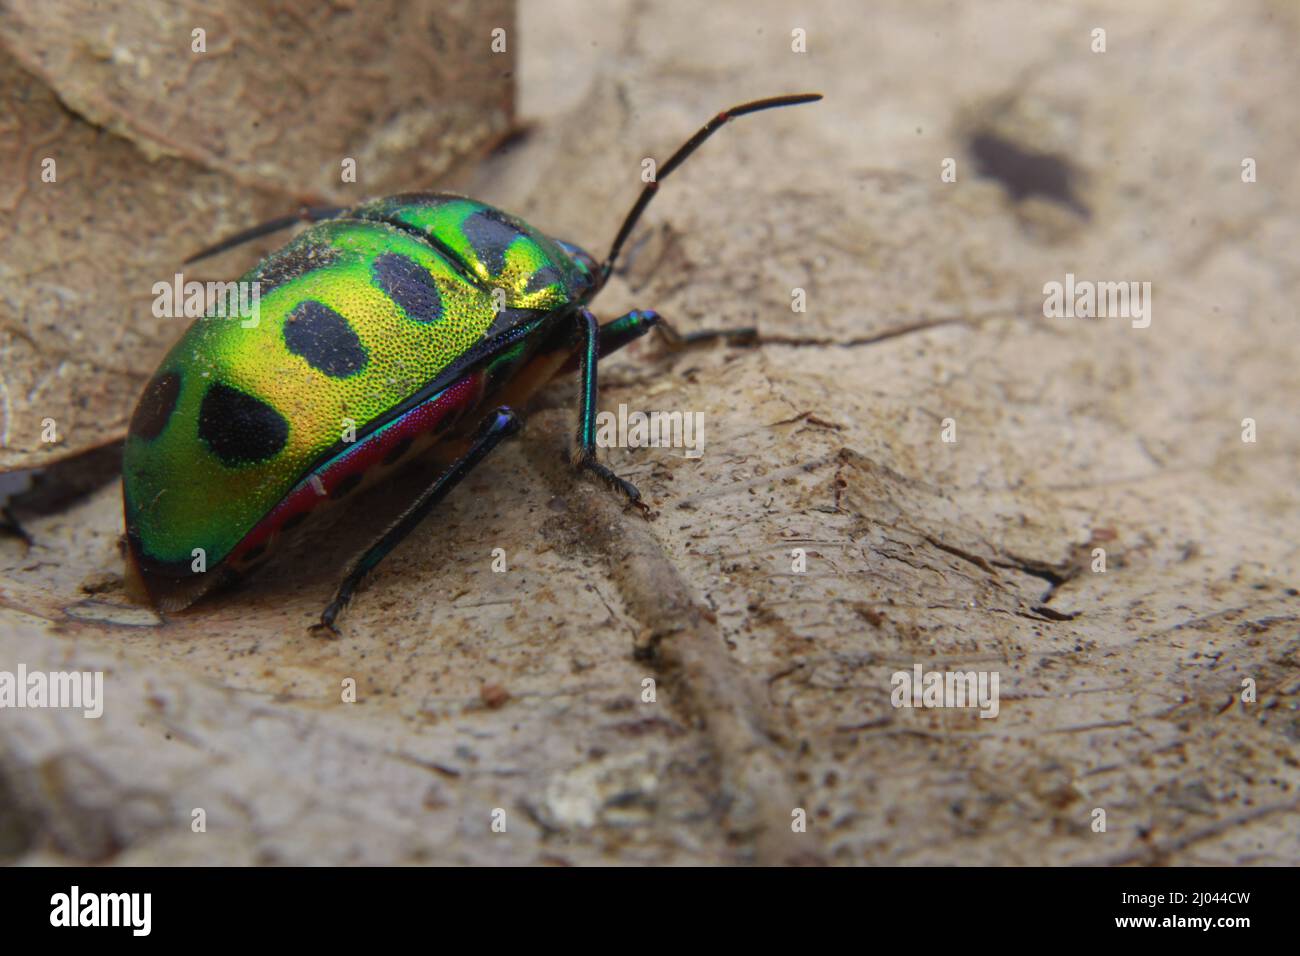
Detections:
[569, 307, 757, 513]
[571, 308, 654, 516]
[592, 308, 758, 359]
[312, 406, 520, 636]
[558, 308, 758, 370]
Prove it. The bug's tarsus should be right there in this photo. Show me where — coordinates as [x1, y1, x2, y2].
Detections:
[310, 406, 521, 635]
[574, 450, 652, 518]
[597, 92, 823, 289]
[310, 614, 342, 639]
[653, 320, 758, 351]
[184, 205, 346, 265]
[0, 506, 33, 549]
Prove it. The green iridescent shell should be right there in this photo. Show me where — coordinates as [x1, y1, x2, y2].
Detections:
[123, 194, 594, 606]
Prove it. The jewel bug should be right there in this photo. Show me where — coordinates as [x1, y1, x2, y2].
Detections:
[121, 93, 823, 632]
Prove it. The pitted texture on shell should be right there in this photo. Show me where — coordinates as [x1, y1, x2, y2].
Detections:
[122, 195, 591, 594]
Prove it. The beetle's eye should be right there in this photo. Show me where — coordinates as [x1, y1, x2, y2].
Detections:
[557, 240, 597, 279]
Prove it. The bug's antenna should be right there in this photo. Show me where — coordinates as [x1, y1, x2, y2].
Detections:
[597, 93, 822, 288]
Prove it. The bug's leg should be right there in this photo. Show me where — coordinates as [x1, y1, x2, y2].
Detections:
[0, 506, 33, 549]
[560, 309, 758, 374]
[312, 407, 521, 636]
[571, 309, 652, 515]
[183, 205, 346, 265]
[599, 309, 757, 355]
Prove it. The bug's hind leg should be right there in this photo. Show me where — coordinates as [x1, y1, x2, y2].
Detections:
[312, 407, 521, 636]
[184, 205, 346, 265]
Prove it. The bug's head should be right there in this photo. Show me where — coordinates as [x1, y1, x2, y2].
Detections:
[556, 239, 599, 295]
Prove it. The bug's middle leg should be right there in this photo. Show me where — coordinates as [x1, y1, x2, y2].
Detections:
[312, 406, 520, 635]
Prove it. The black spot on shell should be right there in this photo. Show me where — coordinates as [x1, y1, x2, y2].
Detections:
[255, 243, 342, 294]
[524, 265, 563, 294]
[372, 253, 443, 323]
[330, 473, 363, 500]
[284, 300, 368, 377]
[461, 211, 520, 275]
[129, 371, 181, 441]
[198, 382, 289, 467]
[382, 436, 414, 466]
[241, 543, 267, 562]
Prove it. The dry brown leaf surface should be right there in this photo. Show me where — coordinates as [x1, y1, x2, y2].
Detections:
[0, 1, 1297, 865]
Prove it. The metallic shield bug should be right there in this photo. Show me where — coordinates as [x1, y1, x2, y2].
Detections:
[122, 93, 822, 632]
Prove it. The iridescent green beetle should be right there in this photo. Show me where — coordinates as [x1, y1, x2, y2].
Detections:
[122, 94, 821, 632]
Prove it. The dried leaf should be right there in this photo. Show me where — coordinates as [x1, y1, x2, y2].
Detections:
[0, 0, 513, 470]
